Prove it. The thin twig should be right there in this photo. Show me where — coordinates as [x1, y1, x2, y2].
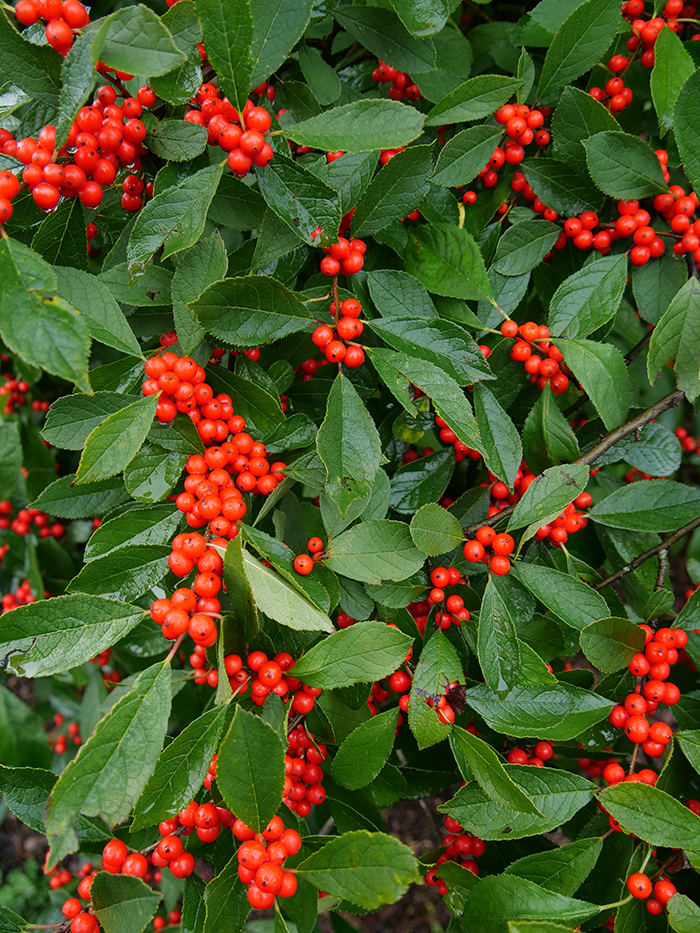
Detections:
[594, 514, 700, 591]
[654, 550, 668, 592]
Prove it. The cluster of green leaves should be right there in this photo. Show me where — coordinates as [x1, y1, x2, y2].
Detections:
[2, 0, 700, 930]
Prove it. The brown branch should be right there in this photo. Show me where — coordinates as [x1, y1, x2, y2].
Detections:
[463, 389, 685, 535]
[593, 514, 700, 591]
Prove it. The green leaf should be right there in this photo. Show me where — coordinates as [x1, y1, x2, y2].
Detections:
[474, 384, 522, 489]
[580, 617, 646, 674]
[599, 782, 700, 851]
[31, 473, 130, 519]
[99, 262, 172, 307]
[0, 687, 51, 769]
[389, 0, 449, 36]
[190, 0, 252, 102]
[352, 144, 433, 238]
[296, 830, 420, 909]
[648, 277, 700, 401]
[509, 464, 589, 532]
[405, 223, 492, 302]
[43, 393, 134, 451]
[450, 726, 542, 815]
[149, 0, 202, 106]
[334, 6, 436, 73]
[333, 708, 399, 789]
[55, 267, 142, 358]
[390, 449, 455, 515]
[675, 69, 700, 199]
[148, 414, 204, 456]
[675, 730, 700, 775]
[93, 4, 185, 76]
[92, 874, 161, 933]
[241, 549, 333, 632]
[425, 75, 521, 127]
[548, 253, 628, 340]
[408, 628, 463, 748]
[0, 765, 55, 832]
[368, 316, 493, 385]
[144, 118, 207, 162]
[464, 681, 613, 739]
[583, 131, 668, 200]
[514, 562, 608, 631]
[280, 22, 328, 102]
[441, 766, 596, 841]
[288, 621, 413, 688]
[84, 504, 181, 563]
[651, 28, 695, 136]
[0, 239, 91, 394]
[124, 446, 187, 503]
[0, 422, 21, 500]
[284, 99, 425, 153]
[67, 545, 170, 601]
[0, 10, 61, 104]
[0, 905, 29, 933]
[171, 232, 228, 356]
[127, 163, 225, 273]
[192, 274, 315, 348]
[524, 390, 580, 472]
[316, 373, 381, 517]
[633, 248, 689, 327]
[257, 155, 341, 246]
[667, 894, 700, 933]
[505, 837, 603, 897]
[520, 158, 604, 217]
[325, 519, 425, 585]
[181, 875, 206, 933]
[537, 0, 624, 101]
[589, 479, 700, 531]
[202, 856, 250, 933]
[477, 577, 521, 698]
[75, 394, 158, 484]
[492, 220, 560, 277]
[208, 367, 283, 435]
[217, 706, 285, 832]
[410, 502, 464, 556]
[0, 594, 145, 678]
[430, 125, 503, 189]
[46, 662, 171, 864]
[551, 85, 619, 168]
[554, 338, 629, 431]
[31, 197, 87, 271]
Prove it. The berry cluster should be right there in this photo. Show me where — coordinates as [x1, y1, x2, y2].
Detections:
[425, 814, 485, 895]
[608, 627, 687, 760]
[0, 501, 63, 538]
[283, 725, 327, 816]
[588, 73, 634, 115]
[13, 0, 89, 53]
[319, 236, 367, 278]
[235, 816, 300, 908]
[151, 546, 224, 646]
[409, 566, 470, 635]
[675, 426, 700, 453]
[501, 320, 570, 395]
[311, 296, 366, 367]
[184, 85, 274, 176]
[371, 61, 421, 101]
[624, 2, 699, 68]
[367, 668, 412, 722]
[49, 714, 82, 756]
[293, 535, 325, 575]
[507, 741, 554, 768]
[0, 84, 158, 220]
[626, 871, 677, 916]
[463, 526, 515, 576]
[0, 374, 38, 415]
[152, 912, 182, 931]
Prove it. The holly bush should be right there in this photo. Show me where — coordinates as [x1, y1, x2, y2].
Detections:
[3, 0, 700, 931]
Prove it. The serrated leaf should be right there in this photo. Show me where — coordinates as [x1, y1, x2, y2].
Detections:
[583, 131, 668, 200]
[251, 0, 314, 88]
[31, 473, 130, 518]
[554, 338, 629, 431]
[91, 874, 161, 933]
[31, 197, 87, 271]
[599, 782, 700, 851]
[288, 621, 413, 688]
[257, 155, 341, 246]
[93, 4, 185, 76]
[537, 0, 624, 101]
[390, 449, 455, 515]
[241, 550, 333, 632]
[431, 125, 503, 189]
[492, 220, 560, 277]
[352, 144, 433, 238]
[144, 118, 207, 161]
[551, 85, 619, 167]
[589, 478, 700, 531]
[548, 253, 628, 339]
[667, 894, 700, 933]
[505, 837, 603, 897]
[284, 99, 425, 153]
[0, 422, 21, 500]
[75, 394, 158, 484]
[521, 158, 604, 218]
[127, 163, 225, 273]
[405, 223, 492, 302]
[580, 617, 646, 673]
[408, 629, 463, 748]
[477, 576, 521, 697]
[647, 277, 700, 401]
[651, 28, 695, 136]
[202, 856, 250, 933]
[474, 384, 522, 489]
[217, 706, 285, 832]
[675, 69, 700, 199]
[43, 393, 134, 451]
[67, 545, 170, 602]
[450, 726, 542, 815]
[334, 6, 436, 73]
[426, 75, 520, 126]
[509, 464, 589, 532]
[389, 0, 449, 36]
[325, 519, 425, 585]
[172, 232, 228, 356]
[0, 10, 61, 104]
[410, 502, 465, 556]
[191, 274, 315, 348]
[0, 765, 55, 832]
[194, 0, 251, 110]
[296, 831, 420, 909]
[55, 267, 142, 358]
[0, 594, 145, 678]
[46, 662, 171, 864]
[333, 708, 398, 790]
[521, 388, 580, 475]
[514, 562, 608, 631]
[85, 504, 183, 562]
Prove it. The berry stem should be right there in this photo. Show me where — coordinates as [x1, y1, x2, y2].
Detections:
[598, 894, 634, 911]
[166, 632, 186, 664]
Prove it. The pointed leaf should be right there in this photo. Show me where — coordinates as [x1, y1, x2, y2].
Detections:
[333, 708, 399, 789]
[93, 4, 185, 76]
[55, 267, 142, 358]
[241, 550, 333, 632]
[325, 519, 424, 585]
[410, 502, 465, 556]
[477, 577, 521, 698]
[172, 232, 228, 356]
[75, 394, 158, 484]
[425, 75, 521, 127]
[194, 0, 252, 110]
[548, 254, 628, 339]
[464, 876, 598, 933]
[554, 338, 629, 430]
[583, 131, 668, 200]
[588, 479, 700, 531]
[352, 144, 433, 238]
[334, 7, 436, 73]
[651, 28, 695, 136]
[599, 782, 700, 851]
[405, 224, 492, 302]
[0, 764, 55, 832]
[505, 837, 603, 897]
[431, 125, 504, 188]
[647, 277, 700, 402]
[492, 220, 560, 277]
[509, 464, 589, 532]
[520, 158, 603, 216]
[91, 874, 161, 933]
[675, 69, 700, 199]
[408, 629, 463, 749]
[514, 562, 608, 631]
[67, 545, 170, 601]
[284, 99, 425, 153]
